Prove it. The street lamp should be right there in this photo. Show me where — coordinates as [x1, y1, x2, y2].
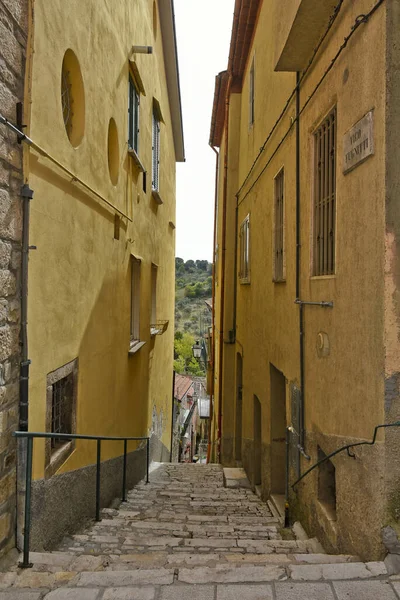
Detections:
[192, 340, 202, 359]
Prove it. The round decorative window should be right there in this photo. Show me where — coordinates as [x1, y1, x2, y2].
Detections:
[108, 118, 120, 185]
[61, 49, 85, 147]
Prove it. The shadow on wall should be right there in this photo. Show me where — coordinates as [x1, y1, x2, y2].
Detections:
[26, 267, 160, 550]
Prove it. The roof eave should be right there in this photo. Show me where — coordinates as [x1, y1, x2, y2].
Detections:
[159, 0, 185, 162]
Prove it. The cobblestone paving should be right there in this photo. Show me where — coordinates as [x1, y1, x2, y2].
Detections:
[0, 463, 399, 599]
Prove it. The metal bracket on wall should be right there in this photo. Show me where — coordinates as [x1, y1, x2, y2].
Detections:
[295, 299, 333, 308]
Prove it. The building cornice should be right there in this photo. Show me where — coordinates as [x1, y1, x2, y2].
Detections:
[159, 0, 185, 162]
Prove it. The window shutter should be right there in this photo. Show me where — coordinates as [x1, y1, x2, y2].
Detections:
[152, 113, 160, 191]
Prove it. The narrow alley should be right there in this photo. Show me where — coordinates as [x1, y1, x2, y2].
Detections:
[0, 463, 398, 599]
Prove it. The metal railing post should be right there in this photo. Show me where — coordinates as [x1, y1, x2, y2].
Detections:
[19, 436, 33, 568]
[95, 439, 101, 521]
[122, 439, 127, 502]
[146, 437, 150, 484]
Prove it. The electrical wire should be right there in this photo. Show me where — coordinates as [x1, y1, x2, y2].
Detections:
[235, 0, 345, 199]
[237, 0, 385, 206]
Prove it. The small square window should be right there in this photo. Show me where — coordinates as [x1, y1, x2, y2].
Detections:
[45, 359, 78, 477]
[239, 215, 250, 284]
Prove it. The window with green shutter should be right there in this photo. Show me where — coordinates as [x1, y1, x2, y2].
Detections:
[128, 75, 140, 153]
[152, 111, 160, 191]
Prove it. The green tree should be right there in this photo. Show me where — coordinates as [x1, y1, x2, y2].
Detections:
[187, 357, 204, 376]
[173, 355, 186, 374]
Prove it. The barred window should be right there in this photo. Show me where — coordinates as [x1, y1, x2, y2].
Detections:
[51, 374, 73, 451]
[45, 359, 78, 477]
[239, 215, 250, 284]
[313, 109, 336, 276]
[274, 168, 285, 281]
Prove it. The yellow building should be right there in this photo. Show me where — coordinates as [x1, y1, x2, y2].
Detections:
[210, 0, 400, 560]
[17, 0, 184, 549]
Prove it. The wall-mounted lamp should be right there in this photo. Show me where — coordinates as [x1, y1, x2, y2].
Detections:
[131, 45, 153, 54]
[192, 341, 202, 359]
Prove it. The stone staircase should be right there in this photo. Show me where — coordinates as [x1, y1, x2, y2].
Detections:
[0, 463, 398, 599]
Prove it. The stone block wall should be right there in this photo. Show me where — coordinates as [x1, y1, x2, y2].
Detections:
[0, 0, 27, 557]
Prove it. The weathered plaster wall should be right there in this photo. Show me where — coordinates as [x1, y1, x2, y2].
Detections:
[384, 0, 400, 533]
[214, 0, 389, 559]
[25, 0, 176, 480]
[0, 0, 27, 556]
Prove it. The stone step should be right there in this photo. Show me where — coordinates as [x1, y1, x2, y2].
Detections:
[12, 560, 387, 589]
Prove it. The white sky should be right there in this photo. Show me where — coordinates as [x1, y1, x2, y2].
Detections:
[174, 0, 235, 262]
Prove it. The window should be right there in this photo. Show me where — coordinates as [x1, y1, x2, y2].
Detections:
[274, 169, 285, 281]
[313, 109, 336, 276]
[150, 264, 158, 334]
[45, 359, 78, 477]
[239, 215, 250, 283]
[128, 74, 140, 154]
[130, 257, 141, 346]
[249, 57, 255, 127]
[152, 111, 160, 192]
[61, 49, 85, 147]
[318, 446, 337, 520]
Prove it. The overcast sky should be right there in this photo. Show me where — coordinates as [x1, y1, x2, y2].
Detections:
[174, 0, 235, 263]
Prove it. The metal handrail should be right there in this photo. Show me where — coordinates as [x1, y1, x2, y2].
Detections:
[13, 431, 150, 569]
[291, 421, 400, 491]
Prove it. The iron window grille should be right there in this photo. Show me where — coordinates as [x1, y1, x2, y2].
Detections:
[128, 75, 140, 153]
[313, 109, 336, 276]
[51, 373, 73, 451]
[45, 358, 78, 477]
[152, 112, 160, 191]
[274, 168, 285, 281]
[61, 68, 73, 136]
[239, 215, 250, 283]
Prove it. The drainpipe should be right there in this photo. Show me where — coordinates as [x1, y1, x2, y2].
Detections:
[19, 184, 33, 431]
[295, 71, 309, 457]
[207, 145, 219, 464]
[217, 75, 232, 464]
[169, 370, 176, 462]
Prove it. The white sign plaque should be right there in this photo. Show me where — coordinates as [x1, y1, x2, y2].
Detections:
[343, 111, 374, 174]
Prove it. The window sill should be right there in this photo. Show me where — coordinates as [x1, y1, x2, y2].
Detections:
[45, 440, 74, 479]
[128, 340, 146, 355]
[152, 190, 163, 205]
[310, 274, 336, 281]
[128, 148, 145, 172]
[273, 278, 286, 284]
[239, 278, 251, 285]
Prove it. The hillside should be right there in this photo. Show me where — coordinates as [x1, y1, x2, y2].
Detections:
[175, 258, 212, 338]
[174, 258, 212, 376]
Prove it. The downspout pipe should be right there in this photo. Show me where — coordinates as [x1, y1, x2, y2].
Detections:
[295, 72, 309, 459]
[207, 145, 219, 464]
[170, 370, 176, 462]
[19, 183, 33, 431]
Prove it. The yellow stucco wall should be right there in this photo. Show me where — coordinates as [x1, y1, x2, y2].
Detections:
[213, 0, 388, 558]
[25, 0, 177, 479]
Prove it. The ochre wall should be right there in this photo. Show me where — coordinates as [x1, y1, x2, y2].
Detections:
[26, 0, 177, 480]
[213, 0, 389, 559]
